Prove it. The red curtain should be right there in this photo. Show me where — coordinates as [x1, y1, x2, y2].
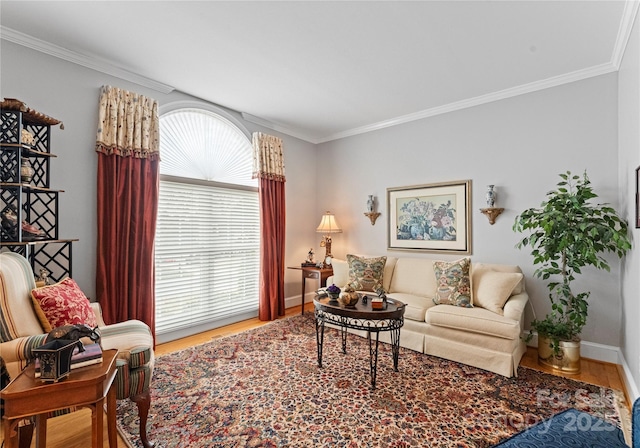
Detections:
[258, 177, 286, 320]
[253, 131, 286, 321]
[96, 153, 159, 335]
[94, 86, 159, 336]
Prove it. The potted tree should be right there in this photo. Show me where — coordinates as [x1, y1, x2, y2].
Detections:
[513, 171, 631, 373]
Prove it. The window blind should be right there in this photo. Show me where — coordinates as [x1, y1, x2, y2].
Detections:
[155, 179, 260, 341]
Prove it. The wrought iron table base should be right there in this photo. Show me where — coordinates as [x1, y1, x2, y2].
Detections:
[315, 311, 403, 389]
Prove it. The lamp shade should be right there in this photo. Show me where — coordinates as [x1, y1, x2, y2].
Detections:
[316, 211, 342, 234]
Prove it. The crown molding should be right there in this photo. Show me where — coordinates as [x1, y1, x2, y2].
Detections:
[611, 0, 640, 69]
[241, 113, 321, 144]
[316, 62, 618, 143]
[0, 26, 175, 94]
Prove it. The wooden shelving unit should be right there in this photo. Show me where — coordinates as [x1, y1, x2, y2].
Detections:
[1, 100, 76, 282]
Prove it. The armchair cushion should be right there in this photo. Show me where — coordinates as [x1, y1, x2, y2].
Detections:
[30, 277, 97, 332]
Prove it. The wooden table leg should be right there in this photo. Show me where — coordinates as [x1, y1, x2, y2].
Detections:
[301, 276, 307, 315]
[107, 381, 117, 447]
[92, 399, 104, 448]
[18, 421, 34, 448]
[35, 414, 47, 448]
[3, 418, 18, 448]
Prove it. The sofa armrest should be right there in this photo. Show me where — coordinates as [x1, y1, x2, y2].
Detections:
[0, 334, 48, 379]
[90, 302, 107, 327]
[326, 275, 334, 286]
[502, 292, 529, 324]
[330, 259, 348, 287]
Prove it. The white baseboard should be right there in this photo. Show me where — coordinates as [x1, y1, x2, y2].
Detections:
[525, 331, 640, 400]
[285, 293, 311, 311]
[524, 331, 617, 363]
[618, 350, 640, 401]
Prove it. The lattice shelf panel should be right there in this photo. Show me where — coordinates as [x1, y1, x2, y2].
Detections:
[0, 241, 75, 282]
[0, 186, 59, 241]
[1, 102, 73, 281]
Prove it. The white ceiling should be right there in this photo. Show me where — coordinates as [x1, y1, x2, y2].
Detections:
[1, 1, 637, 143]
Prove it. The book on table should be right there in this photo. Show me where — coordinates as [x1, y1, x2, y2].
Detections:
[35, 342, 103, 378]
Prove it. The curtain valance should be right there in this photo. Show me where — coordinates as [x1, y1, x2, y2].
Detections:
[95, 85, 160, 160]
[252, 132, 285, 182]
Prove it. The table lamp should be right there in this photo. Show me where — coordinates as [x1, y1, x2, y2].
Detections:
[316, 211, 342, 264]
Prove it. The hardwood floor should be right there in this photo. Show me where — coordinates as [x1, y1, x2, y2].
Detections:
[520, 343, 630, 407]
[4, 302, 630, 448]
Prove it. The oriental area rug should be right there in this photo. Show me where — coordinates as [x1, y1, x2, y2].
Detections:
[117, 314, 628, 448]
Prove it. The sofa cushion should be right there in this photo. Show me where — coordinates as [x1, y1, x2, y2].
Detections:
[346, 254, 387, 292]
[424, 323, 520, 354]
[473, 271, 524, 315]
[426, 304, 521, 340]
[388, 257, 437, 297]
[362, 255, 397, 292]
[387, 292, 436, 321]
[31, 278, 98, 332]
[432, 258, 472, 307]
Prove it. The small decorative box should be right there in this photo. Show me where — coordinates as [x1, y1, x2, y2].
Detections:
[32, 339, 78, 382]
[371, 298, 384, 310]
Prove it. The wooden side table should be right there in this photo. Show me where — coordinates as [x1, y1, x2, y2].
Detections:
[288, 266, 333, 314]
[1, 349, 119, 448]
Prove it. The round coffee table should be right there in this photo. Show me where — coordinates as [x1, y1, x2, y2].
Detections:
[313, 294, 405, 389]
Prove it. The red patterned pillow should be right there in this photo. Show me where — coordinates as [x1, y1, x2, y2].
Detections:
[31, 278, 97, 332]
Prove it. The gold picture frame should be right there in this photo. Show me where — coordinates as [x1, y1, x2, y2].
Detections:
[387, 180, 472, 254]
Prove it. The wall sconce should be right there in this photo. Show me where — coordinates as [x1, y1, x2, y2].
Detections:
[364, 194, 381, 225]
[316, 211, 342, 260]
[480, 184, 504, 225]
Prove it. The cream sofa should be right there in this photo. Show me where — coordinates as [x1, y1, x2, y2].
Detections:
[327, 256, 529, 377]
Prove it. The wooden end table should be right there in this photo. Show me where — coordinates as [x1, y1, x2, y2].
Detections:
[1, 348, 119, 448]
[288, 266, 333, 314]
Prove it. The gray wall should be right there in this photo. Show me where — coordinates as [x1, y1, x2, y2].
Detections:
[618, 9, 640, 399]
[317, 74, 622, 349]
[0, 40, 319, 302]
[2, 30, 638, 397]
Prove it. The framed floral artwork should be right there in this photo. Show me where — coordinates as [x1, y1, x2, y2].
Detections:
[387, 180, 472, 254]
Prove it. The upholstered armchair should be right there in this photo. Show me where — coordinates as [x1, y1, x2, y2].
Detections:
[0, 252, 155, 447]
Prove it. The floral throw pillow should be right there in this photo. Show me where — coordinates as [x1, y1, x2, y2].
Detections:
[31, 277, 98, 332]
[346, 254, 387, 292]
[432, 257, 472, 307]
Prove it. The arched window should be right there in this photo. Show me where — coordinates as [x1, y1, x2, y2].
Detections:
[155, 105, 259, 343]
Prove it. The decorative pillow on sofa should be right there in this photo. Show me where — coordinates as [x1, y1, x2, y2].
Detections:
[432, 257, 472, 307]
[473, 271, 524, 315]
[346, 254, 387, 292]
[31, 277, 98, 332]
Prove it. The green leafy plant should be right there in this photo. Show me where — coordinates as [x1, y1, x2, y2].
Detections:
[513, 171, 631, 355]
